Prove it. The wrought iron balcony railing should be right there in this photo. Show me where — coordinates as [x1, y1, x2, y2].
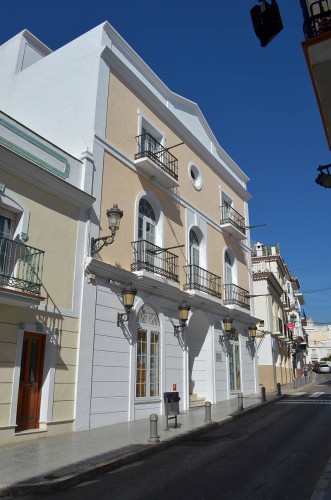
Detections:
[132, 240, 179, 282]
[223, 284, 250, 310]
[0, 236, 44, 295]
[303, 9, 331, 39]
[135, 133, 178, 181]
[220, 205, 246, 235]
[183, 265, 222, 298]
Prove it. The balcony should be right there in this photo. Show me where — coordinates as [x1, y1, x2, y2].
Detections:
[131, 240, 179, 282]
[302, 3, 331, 148]
[281, 292, 290, 311]
[223, 284, 250, 310]
[303, 8, 331, 39]
[272, 316, 281, 335]
[220, 206, 246, 240]
[183, 265, 222, 298]
[252, 261, 272, 274]
[0, 237, 44, 305]
[134, 133, 179, 188]
[251, 244, 280, 258]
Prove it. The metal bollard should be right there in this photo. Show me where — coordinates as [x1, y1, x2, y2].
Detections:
[238, 392, 244, 411]
[277, 383, 281, 395]
[293, 378, 297, 389]
[204, 401, 212, 422]
[261, 386, 266, 402]
[148, 414, 160, 443]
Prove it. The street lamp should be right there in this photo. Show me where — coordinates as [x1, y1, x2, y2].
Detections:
[173, 300, 191, 335]
[247, 323, 257, 347]
[219, 316, 234, 346]
[91, 204, 123, 256]
[316, 164, 331, 188]
[250, 0, 283, 48]
[223, 315, 233, 333]
[117, 284, 137, 326]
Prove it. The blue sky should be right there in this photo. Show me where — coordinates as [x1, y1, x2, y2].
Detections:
[1, 1, 330, 323]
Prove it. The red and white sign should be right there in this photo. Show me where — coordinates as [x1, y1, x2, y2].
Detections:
[173, 384, 177, 391]
[286, 322, 295, 331]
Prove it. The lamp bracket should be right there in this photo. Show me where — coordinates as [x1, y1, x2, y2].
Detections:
[219, 332, 233, 345]
[174, 320, 185, 336]
[91, 234, 115, 256]
[117, 311, 130, 327]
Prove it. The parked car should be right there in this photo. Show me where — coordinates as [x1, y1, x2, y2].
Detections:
[318, 362, 331, 374]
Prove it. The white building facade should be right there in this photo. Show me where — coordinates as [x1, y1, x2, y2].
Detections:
[0, 23, 260, 435]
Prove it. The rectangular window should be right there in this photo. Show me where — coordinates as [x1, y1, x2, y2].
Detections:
[136, 329, 147, 398]
[136, 328, 160, 399]
[0, 211, 14, 238]
[149, 331, 159, 397]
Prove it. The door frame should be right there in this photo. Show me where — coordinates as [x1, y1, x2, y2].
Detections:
[16, 332, 46, 432]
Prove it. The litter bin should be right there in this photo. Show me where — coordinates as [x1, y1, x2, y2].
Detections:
[164, 392, 180, 430]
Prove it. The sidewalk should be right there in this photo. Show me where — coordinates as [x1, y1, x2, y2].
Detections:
[0, 386, 298, 498]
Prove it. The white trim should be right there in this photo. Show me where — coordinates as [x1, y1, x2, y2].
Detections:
[137, 110, 165, 146]
[0, 188, 30, 240]
[188, 161, 203, 191]
[10, 325, 56, 429]
[134, 191, 164, 247]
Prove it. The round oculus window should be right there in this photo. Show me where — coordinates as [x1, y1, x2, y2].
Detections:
[189, 164, 202, 190]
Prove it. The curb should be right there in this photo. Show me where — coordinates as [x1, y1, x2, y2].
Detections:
[0, 395, 285, 498]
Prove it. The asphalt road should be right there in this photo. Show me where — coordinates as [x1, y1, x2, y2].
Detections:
[16, 376, 331, 500]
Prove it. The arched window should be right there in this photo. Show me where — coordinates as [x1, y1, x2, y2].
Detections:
[189, 229, 199, 267]
[138, 199, 156, 244]
[189, 229, 200, 286]
[224, 251, 234, 305]
[224, 251, 233, 285]
[136, 305, 160, 399]
[136, 199, 157, 270]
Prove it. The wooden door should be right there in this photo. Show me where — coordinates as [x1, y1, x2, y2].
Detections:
[16, 333, 45, 432]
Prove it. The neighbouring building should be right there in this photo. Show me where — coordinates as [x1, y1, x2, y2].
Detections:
[0, 112, 94, 444]
[305, 318, 331, 362]
[0, 23, 260, 437]
[250, 242, 307, 391]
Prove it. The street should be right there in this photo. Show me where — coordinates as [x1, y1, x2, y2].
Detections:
[13, 376, 331, 500]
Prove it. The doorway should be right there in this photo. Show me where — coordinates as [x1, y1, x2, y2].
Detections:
[16, 333, 45, 432]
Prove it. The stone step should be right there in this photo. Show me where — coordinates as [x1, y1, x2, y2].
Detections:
[189, 399, 206, 408]
[189, 394, 206, 407]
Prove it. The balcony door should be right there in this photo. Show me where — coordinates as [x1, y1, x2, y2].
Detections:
[138, 199, 156, 269]
[189, 229, 200, 286]
[0, 210, 14, 279]
[224, 251, 233, 302]
[16, 333, 45, 432]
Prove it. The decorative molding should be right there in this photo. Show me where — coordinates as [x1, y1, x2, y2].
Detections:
[0, 117, 70, 179]
[0, 146, 95, 210]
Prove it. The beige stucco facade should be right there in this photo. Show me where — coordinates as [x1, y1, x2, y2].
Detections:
[0, 113, 93, 444]
[100, 72, 249, 291]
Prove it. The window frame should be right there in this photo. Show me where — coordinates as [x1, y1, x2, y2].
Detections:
[135, 305, 161, 401]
